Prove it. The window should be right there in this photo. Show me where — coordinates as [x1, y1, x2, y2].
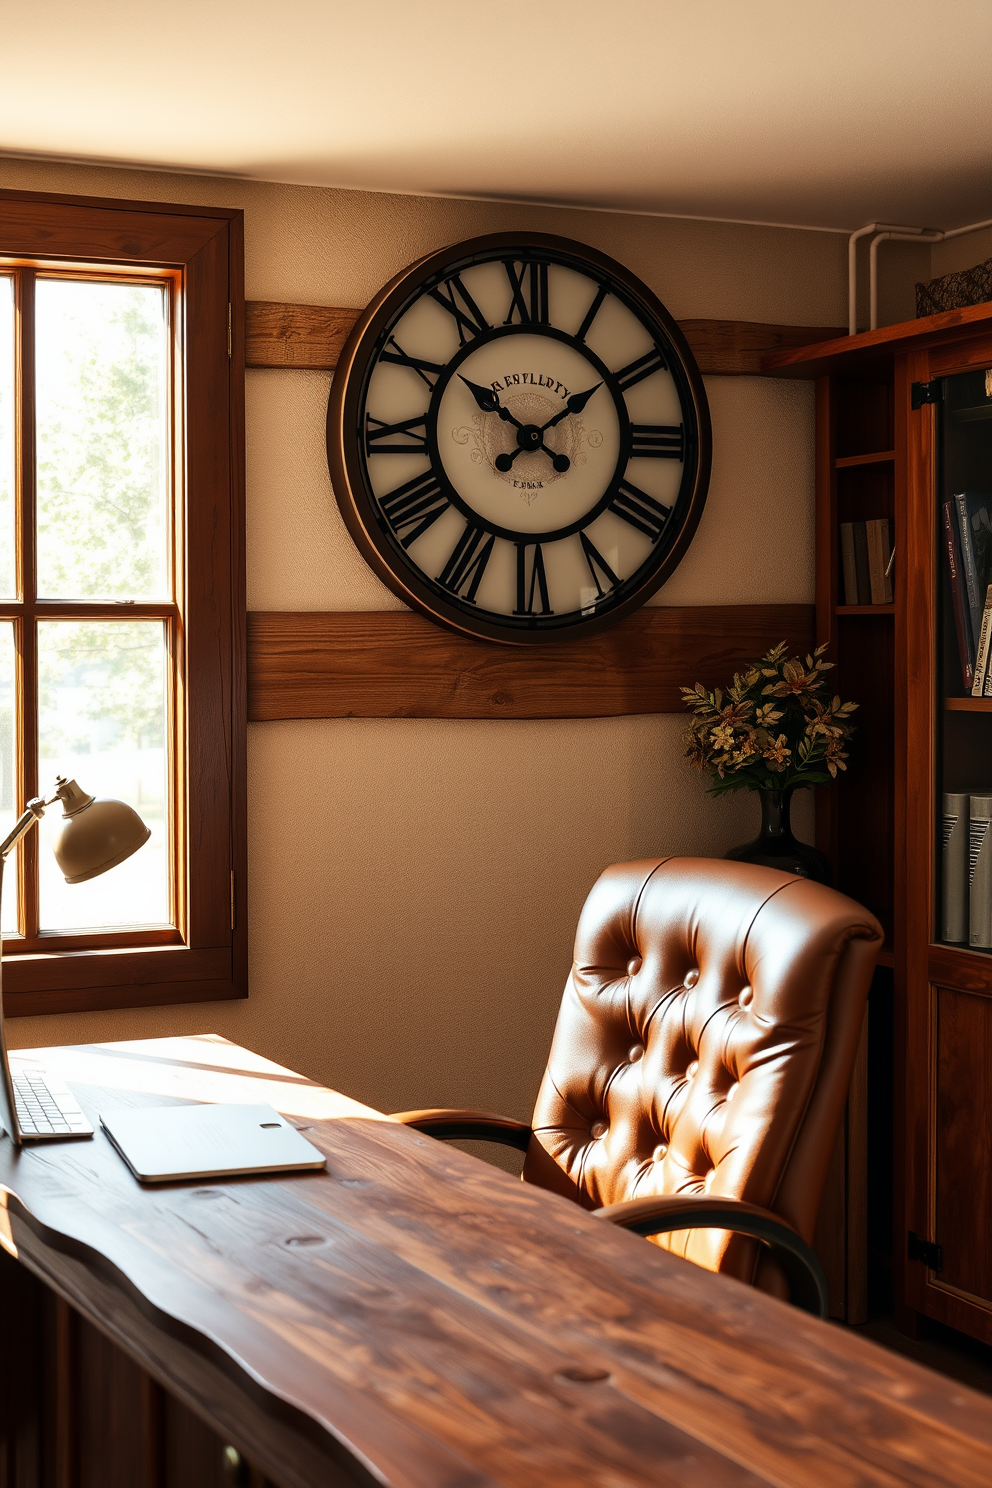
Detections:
[0, 191, 245, 1015]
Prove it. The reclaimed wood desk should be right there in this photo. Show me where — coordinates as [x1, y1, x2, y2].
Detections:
[1, 1035, 991, 1488]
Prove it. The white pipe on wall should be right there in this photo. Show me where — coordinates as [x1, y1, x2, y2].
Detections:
[869, 230, 942, 330]
[850, 216, 992, 336]
[848, 223, 925, 335]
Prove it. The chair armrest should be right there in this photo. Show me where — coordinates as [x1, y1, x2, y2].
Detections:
[391, 1108, 533, 1152]
[593, 1193, 829, 1318]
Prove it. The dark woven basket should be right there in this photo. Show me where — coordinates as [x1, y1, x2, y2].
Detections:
[916, 257, 992, 317]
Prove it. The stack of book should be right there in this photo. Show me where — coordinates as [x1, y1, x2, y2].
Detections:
[943, 792, 992, 947]
[839, 519, 894, 605]
[942, 491, 992, 693]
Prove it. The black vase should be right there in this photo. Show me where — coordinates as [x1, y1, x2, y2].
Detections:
[724, 788, 831, 884]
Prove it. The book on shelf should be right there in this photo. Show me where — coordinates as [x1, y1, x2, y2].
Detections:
[943, 498, 976, 690]
[942, 792, 970, 942]
[839, 519, 893, 605]
[866, 517, 894, 604]
[970, 795, 992, 950]
[973, 585, 992, 695]
[953, 491, 992, 653]
[840, 523, 858, 605]
[853, 522, 871, 604]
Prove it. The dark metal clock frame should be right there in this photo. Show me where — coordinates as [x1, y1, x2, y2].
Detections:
[327, 232, 712, 645]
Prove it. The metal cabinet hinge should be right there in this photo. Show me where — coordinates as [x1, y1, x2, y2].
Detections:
[227, 303, 232, 359]
[908, 1230, 943, 1271]
[911, 379, 942, 409]
[230, 870, 236, 930]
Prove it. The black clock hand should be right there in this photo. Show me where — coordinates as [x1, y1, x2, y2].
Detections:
[461, 374, 570, 472]
[459, 376, 525, 432]
[539, 381, 602, 433]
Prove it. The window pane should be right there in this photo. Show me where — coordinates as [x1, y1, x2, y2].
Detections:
[38, 621, 169, 930]
[0, 623, 16, 934]
[35, 280, 169, 601]
[0, 278, 14, 598]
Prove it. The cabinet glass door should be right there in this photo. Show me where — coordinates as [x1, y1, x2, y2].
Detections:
[937, 369, 992, 953]
[933, 367, 992, 1315]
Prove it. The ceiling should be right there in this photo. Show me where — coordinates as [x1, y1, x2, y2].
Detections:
[3, 0, 991, 232]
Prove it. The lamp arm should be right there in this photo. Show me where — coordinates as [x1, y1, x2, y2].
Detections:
[0, 796, 50, 862]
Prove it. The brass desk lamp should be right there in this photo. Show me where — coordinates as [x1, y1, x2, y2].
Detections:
[0, 777, 150, 1145]
[0, 775, 150, 886]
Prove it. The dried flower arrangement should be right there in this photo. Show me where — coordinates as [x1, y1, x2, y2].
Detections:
[681, 642, 857, 796]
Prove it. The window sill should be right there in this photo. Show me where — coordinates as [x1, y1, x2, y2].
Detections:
[2, 942, 244, 1017]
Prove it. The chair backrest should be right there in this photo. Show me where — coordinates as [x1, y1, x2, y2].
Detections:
[522, 857, 883, 1282]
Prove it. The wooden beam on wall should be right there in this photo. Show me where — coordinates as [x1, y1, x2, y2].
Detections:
[247, 605, 815, 722]
[244, 302, 845, 378]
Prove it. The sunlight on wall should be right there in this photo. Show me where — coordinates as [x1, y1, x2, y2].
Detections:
[2, 158, 832, 1122]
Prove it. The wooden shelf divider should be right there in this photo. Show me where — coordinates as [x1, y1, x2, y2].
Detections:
[835, 604, 895, 616]
[944, 696, 992, 711]
[834, 450, 896, 469]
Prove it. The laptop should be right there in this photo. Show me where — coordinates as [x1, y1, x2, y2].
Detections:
[99, 1102, 327, 1183]
[0, 998, 94, 1143]
[0, 995, 326, 1181]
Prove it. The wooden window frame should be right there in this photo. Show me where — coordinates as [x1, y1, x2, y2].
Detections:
[0, 189, 246, 1017]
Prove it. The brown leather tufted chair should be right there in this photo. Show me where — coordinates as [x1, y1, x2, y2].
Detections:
[395, 857, 883, 1315]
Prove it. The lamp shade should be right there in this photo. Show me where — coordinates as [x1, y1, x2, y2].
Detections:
[51, 779, 151, 884]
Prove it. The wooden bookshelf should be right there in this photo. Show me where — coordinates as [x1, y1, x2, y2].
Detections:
[766, 312, 992, 1349]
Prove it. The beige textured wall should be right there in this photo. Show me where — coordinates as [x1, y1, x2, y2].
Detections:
[1, 158, 839, 1120]
[931, 226, 992, 279]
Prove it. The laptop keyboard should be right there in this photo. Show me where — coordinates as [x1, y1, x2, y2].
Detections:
[12, 1068, 93, 1138]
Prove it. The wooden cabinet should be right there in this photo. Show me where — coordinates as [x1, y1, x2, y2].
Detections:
[766, 303, 992, 1345]
[0, 1248, 273, 1488]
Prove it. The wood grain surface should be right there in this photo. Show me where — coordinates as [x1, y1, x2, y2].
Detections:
[760, 301, 992, 379]
[244, 301, 844, 377]
[246, 605, 815, 721]
[3, 1035, 992, 1488]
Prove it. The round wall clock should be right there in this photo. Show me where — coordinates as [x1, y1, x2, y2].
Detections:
[327, 232, 711, 644]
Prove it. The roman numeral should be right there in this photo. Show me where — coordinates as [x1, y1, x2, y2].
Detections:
[576, 283, 608, 343]
[503, 260, 550, 325]
[439, 522, 495, 602]
[379, 336, 445, 390]
[513, 543, 553, 616]
[380, 470, 449, 548]
[630, 423, 684, 459]
[365, 413, 428, 456]
[429, 274, 491, 345]
[614, 346, 667, 391]
[579, 532, 620, 600]
[608, 480, 670, 541]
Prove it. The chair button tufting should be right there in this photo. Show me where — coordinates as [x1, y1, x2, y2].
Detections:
[738, 985, 753, 1009]
[686, 1061, 699, 1080]
[590, 1121, 607, 1139]
[704, 1169, 716, 1189]
[653, 1144, 668, 1162]
[683, 969, 699, 989]
[628, 1044, 644, 1063]
[627, 956, 642, 976]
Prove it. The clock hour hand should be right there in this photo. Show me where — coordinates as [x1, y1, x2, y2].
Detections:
[540, 381, 603, 432]
[459, 376, 525, 431]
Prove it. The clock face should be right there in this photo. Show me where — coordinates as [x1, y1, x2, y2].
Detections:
[328, 233, 711, 643]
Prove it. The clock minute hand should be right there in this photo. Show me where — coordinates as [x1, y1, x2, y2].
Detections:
[540, 381, 603, 432]
[459, 376, 525, 431]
